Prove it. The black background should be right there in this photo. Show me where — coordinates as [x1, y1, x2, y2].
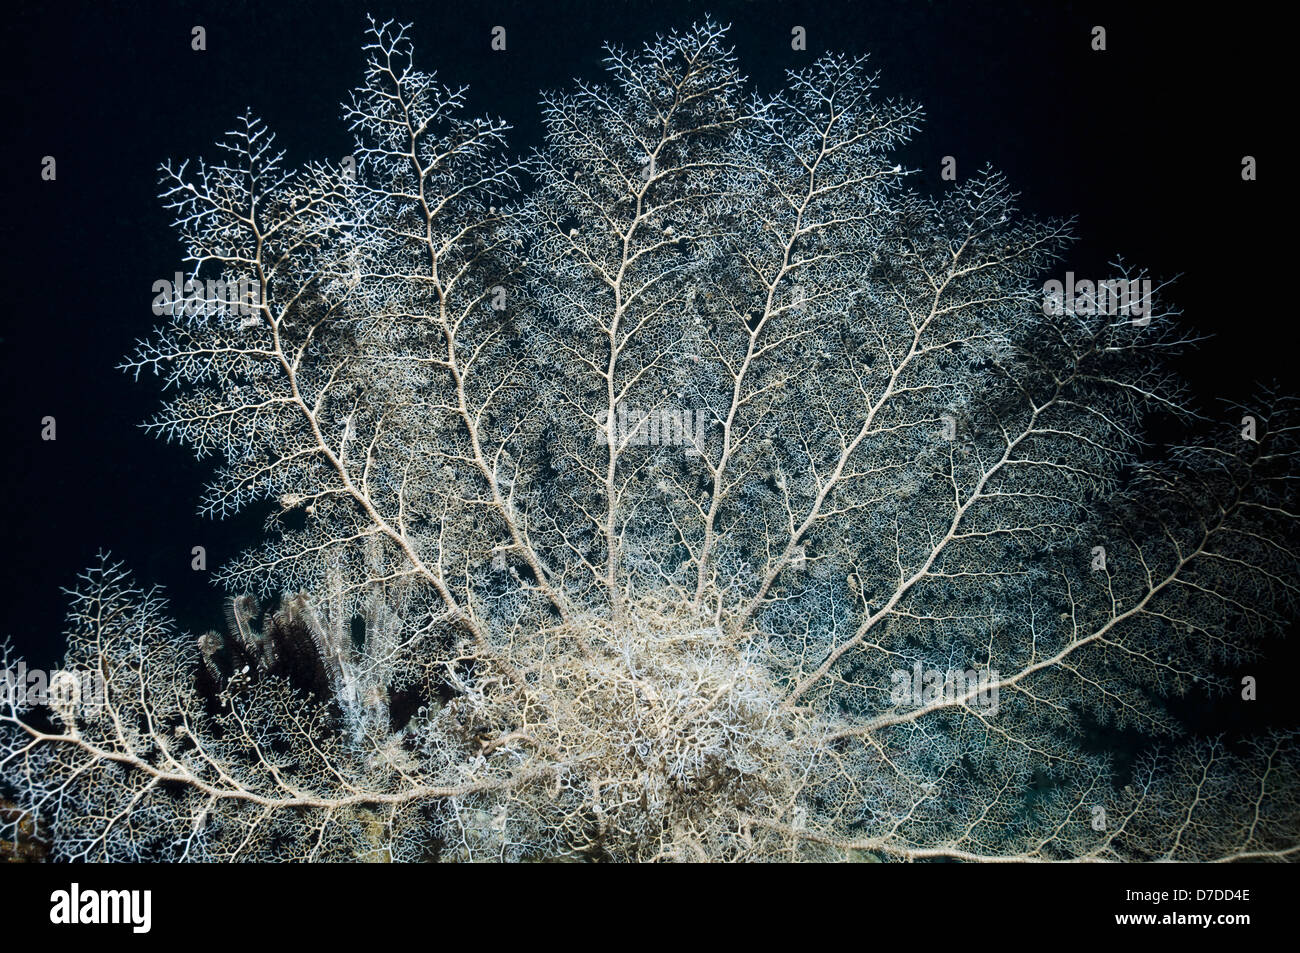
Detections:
[1, 861, 1288, 938]
[2, 860, 1291, 938]
[0, 0, 1286, 706]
